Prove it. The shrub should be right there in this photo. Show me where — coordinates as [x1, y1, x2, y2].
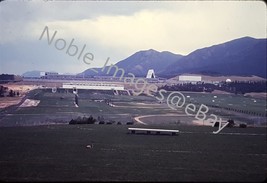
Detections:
[87, 115, 96, 124]
[239, 123, 247, 128]
[69, 119, 76, 125]
[69, 115, 96, 125]
[213, 122, 219, 127]
[126, 122, 134, 125]
[227, 119, 235, 127]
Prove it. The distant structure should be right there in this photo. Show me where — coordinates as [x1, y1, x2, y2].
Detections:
[226, 78, 232, 83]
[178, 75, 202, 83]
[62, 82, 125, 91]
[40, 71, 59, 77]
[146, 69, 155, 79]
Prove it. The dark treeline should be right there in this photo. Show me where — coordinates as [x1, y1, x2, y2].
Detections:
[160, 81, 267, 94]
[0, 85, 8, 97]
[161, 83, 214, 92]
[0, 86, 20, 97]
[0, 74, 22, 84]
[224, 81, 267, 94]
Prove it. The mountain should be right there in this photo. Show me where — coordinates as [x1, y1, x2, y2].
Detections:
[161, 37, 267, 78]
[115, 49, 183, 76]
[81, 49, 183, 77]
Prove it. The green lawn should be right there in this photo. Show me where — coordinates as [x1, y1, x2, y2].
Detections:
[1, 89, 266, 127]
[0, 124, 266, 182]
[0, 89, 266, 181]
[180, 92, 266, 115]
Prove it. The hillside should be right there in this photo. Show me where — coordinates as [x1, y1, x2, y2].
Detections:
[81, 49, 183, 77]
[162, 37, 267, 78]
[77, 37, 266, 78]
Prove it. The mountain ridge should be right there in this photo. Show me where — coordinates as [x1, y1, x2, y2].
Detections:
[81, 49, 183, 77]
[23, 36, 266, 78]
[162, 36, 266, 78]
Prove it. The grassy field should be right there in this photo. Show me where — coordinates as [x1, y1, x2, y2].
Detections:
[180, 92, 266, 115]
[0, 89, 183, 126]
[156, 91, 267, 126]
[0, 89, 266, 127]
[0, 124, 266, 182]
[0, 89, 266, 181]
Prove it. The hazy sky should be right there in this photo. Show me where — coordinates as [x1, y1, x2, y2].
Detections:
[0, 0, 266, 75]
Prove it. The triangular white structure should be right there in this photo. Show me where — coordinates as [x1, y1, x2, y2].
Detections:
[146, 69, 155, 78]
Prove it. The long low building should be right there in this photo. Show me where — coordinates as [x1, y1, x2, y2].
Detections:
[62, 82, 125, 91]
[179, 75, 202, 82]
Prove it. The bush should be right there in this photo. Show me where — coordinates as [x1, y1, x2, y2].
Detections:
[117, 122, 122, 125]
[126, 122, 134, 125]
[69, 119, 76, 125]
[213, 122, 219, 127]
[99, 121, 105, 125]
[213, 120, 234, 128]
[227, 119, 235, 127]
[69, 115, 96, 125]
[87, 115, 96, 124]
[9, 90, 15, 97]
[239, 123, 247, 128]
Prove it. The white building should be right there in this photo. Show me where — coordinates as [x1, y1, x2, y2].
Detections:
[40, 71, 59, 77]
[146, 69, 155, 79]
[178, 75, 202, 82]
[62, 82, 124, 91]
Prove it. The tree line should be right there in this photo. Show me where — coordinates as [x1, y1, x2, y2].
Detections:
[159, 81, 267, 94]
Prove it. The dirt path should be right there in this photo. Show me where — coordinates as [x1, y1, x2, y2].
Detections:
[0, 84, 39, 109]
[134, 114, 188, 125]
[0, 89, 41, 122]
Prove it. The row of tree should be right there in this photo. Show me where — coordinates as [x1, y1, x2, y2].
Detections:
[0, 86, 20, 97]
[69, 115, 96, 124]
[69, 115, 134, 125]
[160, 81, 267, 94]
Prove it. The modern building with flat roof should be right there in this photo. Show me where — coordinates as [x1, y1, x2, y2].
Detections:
[178, 75, 202, 82]
[62, 82, 125, 91]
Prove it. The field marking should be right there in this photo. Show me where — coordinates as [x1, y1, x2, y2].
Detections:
[192, 119, 213, 126]
[19, 99, 40, 107]
[113, 102, 162, 106]
[134, 116, 148, 125]
[113, 105, 166, 109]
[112, 101, 167, 109]
[134, 114, 188, 125]
[4, 112, 134, 116]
